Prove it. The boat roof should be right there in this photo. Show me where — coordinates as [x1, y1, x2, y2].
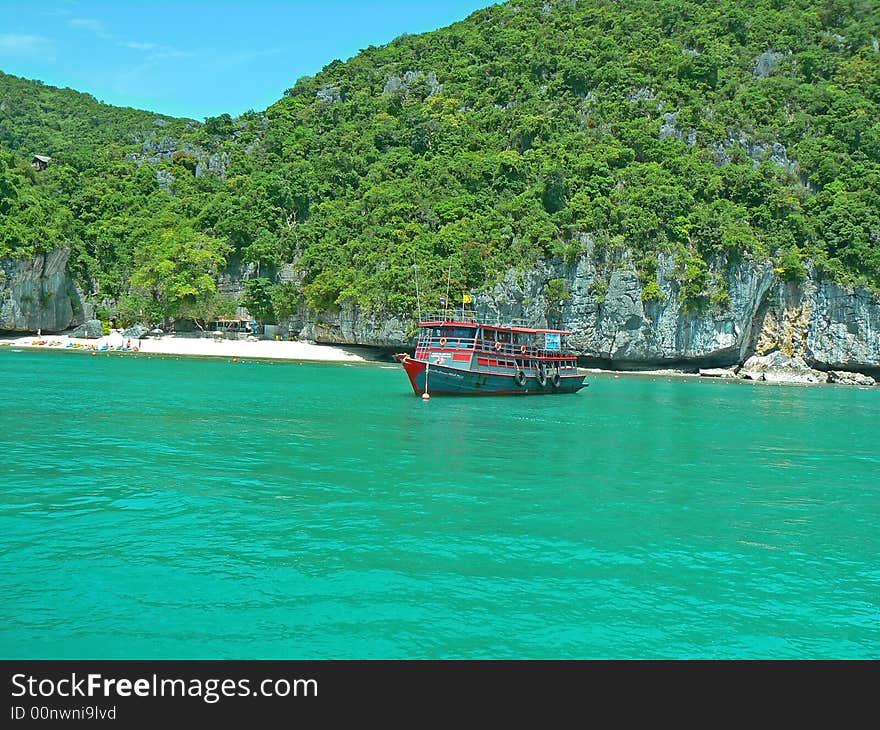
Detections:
[418, 314, 572, 336]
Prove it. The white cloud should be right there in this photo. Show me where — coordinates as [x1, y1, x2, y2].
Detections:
[0, 34, 53, 55]
[119, 40, 193, 61]
[122, 41, 158, 51]
[67, 19, 194, 63]
[69, 18, 109, 38]
[150, 49, 194, 61]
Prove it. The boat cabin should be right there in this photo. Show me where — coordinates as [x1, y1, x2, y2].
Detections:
[414, 317, 578, 376]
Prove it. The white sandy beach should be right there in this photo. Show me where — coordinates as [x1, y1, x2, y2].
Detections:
[0, 332, 367, 362]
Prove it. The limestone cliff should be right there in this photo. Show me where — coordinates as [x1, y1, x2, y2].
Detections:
[287, 248, 880, 376]
[0, 249, 87, 333]
[13, 244, 869, 377]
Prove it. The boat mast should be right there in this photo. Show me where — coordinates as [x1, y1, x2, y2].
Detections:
[413, 257, 422, 322]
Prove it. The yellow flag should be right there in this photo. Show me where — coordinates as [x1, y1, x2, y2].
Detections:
[462, 292, 472, 304]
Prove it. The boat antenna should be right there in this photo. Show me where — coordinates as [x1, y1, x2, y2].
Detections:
[412, 256, 422, 321]
[445, 266, 451, 319]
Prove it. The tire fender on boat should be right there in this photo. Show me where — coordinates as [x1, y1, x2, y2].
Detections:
[551, 370, 561, 388]
[514, 369, 527, 387]
[536, 364, 548, 387]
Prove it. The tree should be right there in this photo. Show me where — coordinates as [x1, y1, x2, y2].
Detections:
[177, 292, 237, 331]
[129, 226, 230, 327]
[241, 277, 275, 324]
[272, 281, 301, 321]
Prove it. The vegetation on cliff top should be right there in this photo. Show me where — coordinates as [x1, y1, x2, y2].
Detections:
[1, 0, 878, 326]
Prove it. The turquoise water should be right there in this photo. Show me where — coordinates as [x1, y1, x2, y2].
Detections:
[1, 348, 878, 659]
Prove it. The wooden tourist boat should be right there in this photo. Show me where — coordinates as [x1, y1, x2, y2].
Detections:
[393, 311, 588, 396]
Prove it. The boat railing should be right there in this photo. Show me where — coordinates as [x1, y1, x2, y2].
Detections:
[418, 310, 480, 324]
[418, 309, 539, 329]
[415, 334, 575, 362]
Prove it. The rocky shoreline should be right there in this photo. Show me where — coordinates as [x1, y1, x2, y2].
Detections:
[5, 331, 874, 388]
[697, 352, 877, 386]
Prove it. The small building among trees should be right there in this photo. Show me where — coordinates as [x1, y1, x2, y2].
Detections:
[32, 154, 51, 171]
[212, 315, 260, 338]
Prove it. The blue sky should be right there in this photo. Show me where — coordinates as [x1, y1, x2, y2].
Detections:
[0, 0, 495, 119]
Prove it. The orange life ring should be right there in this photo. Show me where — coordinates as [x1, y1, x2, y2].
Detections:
[520, 344, 527, 354]
[439, 337, 447, 346]
[494, 341, 502, 351]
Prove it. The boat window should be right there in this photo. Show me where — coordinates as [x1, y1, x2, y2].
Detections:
[440, 326, 476, 339]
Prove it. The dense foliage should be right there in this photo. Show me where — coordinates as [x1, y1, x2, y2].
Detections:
[1, 0, 878, 326]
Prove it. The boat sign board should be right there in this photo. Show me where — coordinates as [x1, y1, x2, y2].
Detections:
[544, 333, 561, 351]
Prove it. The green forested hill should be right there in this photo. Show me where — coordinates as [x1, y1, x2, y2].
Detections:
[1, 0, 878, 327]
[0, 71, 197, 159]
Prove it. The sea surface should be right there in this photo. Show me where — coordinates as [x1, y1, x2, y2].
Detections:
[1, 348, 878, 659]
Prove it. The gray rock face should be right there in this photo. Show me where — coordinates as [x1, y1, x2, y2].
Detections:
[699, 367, 737, 378]
[626, 87, 655, 103]
[70, 319, 103, 339]
[129, 136, 227, 177]
[382, 71, 442, 97]
[315, 84, 343, 104]
[194, 151, 229, 178]
[156, 168, 174, 190]
[124, 324, 149, 339]
[710, 129, 797, 173]
[142, 136, 178, 157]
[382, 76, 405, 95]
[217, 259, 258, 302]
[659, 111, 696, 146]
[753, 50, 786, 78]
[296, 303, 411, 347]
[739, 352, 825, 383]
[805, 281, 880, 372]
[285, 246, 880, 379]
[474, 248, 774, 370]
[827, 370, 876, 386]
[0, 249, 85, 333]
